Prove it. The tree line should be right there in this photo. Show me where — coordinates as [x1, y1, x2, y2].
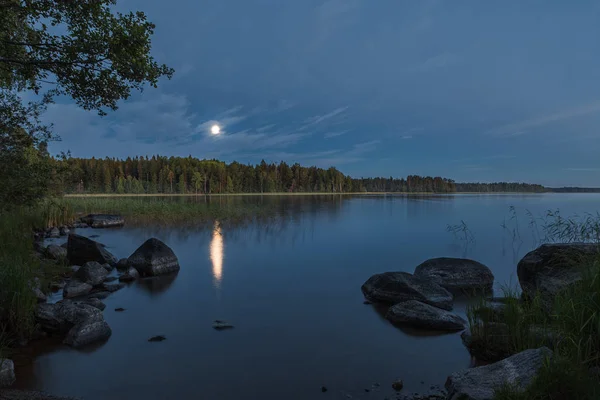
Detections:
[59, 156, 549, 194]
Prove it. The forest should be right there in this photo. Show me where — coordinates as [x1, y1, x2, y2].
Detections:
[60, 156, 548, 194]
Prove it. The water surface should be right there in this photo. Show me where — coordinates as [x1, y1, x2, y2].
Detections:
[18, 194, 600, 399]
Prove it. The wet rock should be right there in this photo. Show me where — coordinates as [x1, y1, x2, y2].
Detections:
[363, 299, 372, 305]
[517, 243, 597, 310]
[67, 234, 117, 266]
[321, 386, 328, 393]
[115, 308, 126, 312]
[361, 272, 453, 310]
[80, 214, 124, 228]
[72, 261, 109, 286]
[128, 238, 180, 277]
[101, 263, 114, 272]
[445, 347, 552, 400]
[0, 358, 15, 387]
[47, 227, 60, 238]
[59, 226, 70, 236]
[35, 301, 102, 333]
[0, 389, 80, 399]
[119, 267, 139, 282]
[63, 280, 93, 298]
[116, 258, 129, 270]
[45, 244, 67, 261]
[386, 300, 466, 331]
[148, 335, 166, 342]
[102, 282, 125, 293]
[79, 298, 106, 311]
[64, 319, 111, 348]
[392, 379, 404, 391]
[414, 257, 494, 294]
[103, 276, 118, 283]
[87, 291, 110, 300]
[213, 320, 234, 330]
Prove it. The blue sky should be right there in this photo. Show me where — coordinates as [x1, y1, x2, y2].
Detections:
[46, 0, 600, 186]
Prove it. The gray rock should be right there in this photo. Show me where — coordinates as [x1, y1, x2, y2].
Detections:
[103, 276, 118, 283]
[47, 227, 60, 238]
[67, 234, 117, 266]
[119, 266, 139, 282]
[101, 263, 114, 272]
[80, 214, 124, 228]
[0, 358, 15, 387]
[45, 244, 67, 260]
[87, 291, 111, 300]
[386, 300, 466, 331]
[128, 238, 180, 277]
[361, 272, 453, 310]
[63, 320, 111, 348]
[445, 347, 552, 400]
[116, 258, 129, 270]
[414, 257, 494, 293]
[59, 226, 70, 236]
[78, 298, 106, 311]
[72, 261, 109, 286]
[0, 389, 80, 399]
[63, 280, 93, 298]
[70, 265, 80, 273]
[517, 243, 597, 310]
[102, 282, 125, 292]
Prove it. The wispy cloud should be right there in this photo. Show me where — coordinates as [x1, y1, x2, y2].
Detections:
[485, 101, 600, 136]
[300, 106, 349, 130]
[324, 130, 350, 139]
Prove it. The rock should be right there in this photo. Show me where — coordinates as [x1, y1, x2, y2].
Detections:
[0, 389, 80, 399]
[32, 287, 47, 303]
[70, 265, 81, 273]
[88, 291, 110, 300]
[102, 282, 125, 292]
[64, 320, 111, 348]
[392, 379, 404, 391]
[116, 258, 129, 270]
[386, 300, 466, 331]
[128, 238, 180, 277]
[59, 226, 70, 236]
[67, 234, 117, 266]
[35, 301, 102, 333]
[0, 359, 15, 387]
[115, 307, 126, 312]
[414, 258, 494, 293]
[45, 244, 67, 260]
[63, 280, 93, 298]
[213, 320, 234, 330]
[517, 243, 597, 309]
[148, 335, 166, 342]
[50, 281, 65, 291]
[445, 347, 552, 400]
[363, 300, 372, 305]
[80, 214, 124, 228]
[321, 386, 328, 393]
[361, 272, 453, 310]
[103, 276, 118, 283]
[119, 267, 139, 282]
[79, 298, 106, 311]
[47, 227, 60, 238]
[72, 261, 109, 286]
[60, 242, 68, 249]
[101, 263, 114, 272]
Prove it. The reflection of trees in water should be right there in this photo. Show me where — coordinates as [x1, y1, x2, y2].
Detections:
[125, 195, 347, 246]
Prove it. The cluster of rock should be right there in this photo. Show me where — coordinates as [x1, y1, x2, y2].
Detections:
[1, 216, 180, 390]
[35, 214, 125, 241]
[361, 242, 595, 399]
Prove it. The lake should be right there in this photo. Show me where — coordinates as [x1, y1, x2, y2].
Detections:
[16, 194, 600, 399]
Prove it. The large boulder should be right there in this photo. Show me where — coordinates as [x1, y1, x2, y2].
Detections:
[67, 234, 117, 266]
[72, 261, 109, 286]
[128, 238, 180, 277]
[63, 279, 93, 298]
[34, 301, 111, 348]
[445, 347, 552, 400]
[386, 300, 466, 331]
[45, 244, 67, 261]
[361, 272, 453, 310]
[414, 257, 494, 293]
[517, 243, 598, 308]
[0, 359, 15, 387]
[80, 214, 124, 228]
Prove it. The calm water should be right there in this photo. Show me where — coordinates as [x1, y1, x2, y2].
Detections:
[17, 194, 600, 399]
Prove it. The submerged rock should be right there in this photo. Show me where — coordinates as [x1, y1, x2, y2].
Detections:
[517, 243, 597, 310]
[45, 244, 67, 261]
[392, 379, 404, 391]
[80, 214, 124, 228]
[445, 347, 552, 400]
[386, 300, 466, 331]
[0, 358, 15, 387]
[119, 267, 139, 282]
[361, 272, 453, 310]
[128, 238, 180, 277]
[67, 234, 117, 266]
[72, 261, 109, 286]
[414, 258, 494, 293]
[148, 335, 166, 342]
[63, 280, 93, 298]
[213, 320, 234, 330]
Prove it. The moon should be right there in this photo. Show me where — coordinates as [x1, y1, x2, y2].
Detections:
[211, 124, 221, 135]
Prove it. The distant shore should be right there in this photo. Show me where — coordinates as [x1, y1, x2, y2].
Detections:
[62, 192, 566, 198]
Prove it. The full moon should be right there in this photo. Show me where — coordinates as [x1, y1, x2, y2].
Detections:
[211, 124, 221, 135]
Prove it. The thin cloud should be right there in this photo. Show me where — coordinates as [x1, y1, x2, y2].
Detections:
[485, 101, 600, 136]
[324, 130, 350, 139]
[300, 106, 348, 130]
